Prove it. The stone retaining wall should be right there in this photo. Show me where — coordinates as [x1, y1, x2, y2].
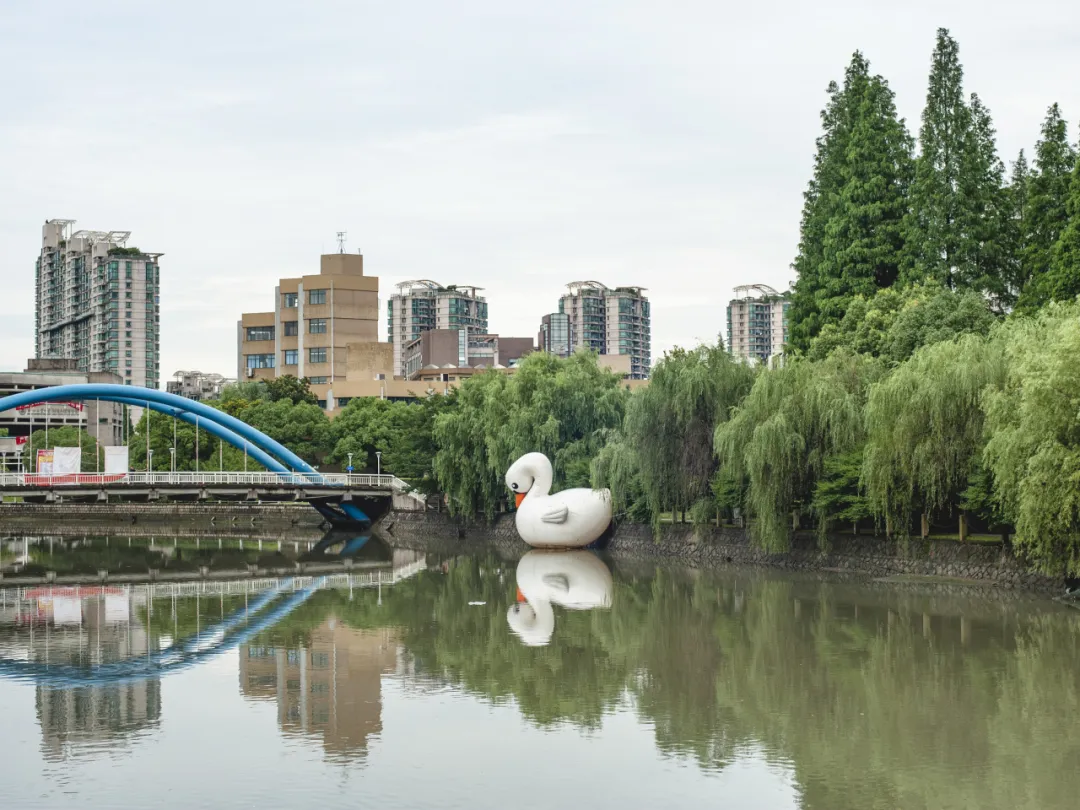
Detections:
[377, 511, 1059, 593]
[0, 502, 326, 528]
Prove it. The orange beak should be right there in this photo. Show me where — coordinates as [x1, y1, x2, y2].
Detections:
[514, 492, 526, 508]
[516, 588, 526, 602]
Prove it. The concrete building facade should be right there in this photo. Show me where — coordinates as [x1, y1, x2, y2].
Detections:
[726, 284, 790, 365]
[0, 359, 125, 471]
[401, 329, 533, 381]
[35, 219, 162, 389]
[237, 252, 379, 408]
[557, 282, 651, 379]
[387, 281, 487, 378]
[165, 370, 234, 401]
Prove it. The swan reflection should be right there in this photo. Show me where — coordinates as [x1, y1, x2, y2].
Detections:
[507, 550, 613, 646]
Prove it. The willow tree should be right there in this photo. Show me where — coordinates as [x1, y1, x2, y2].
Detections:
[862, 334, 1005, 537]
[434, 352, 628, 520]
[983, 303, 1080, 573]
[714, 351, 882, 551]
[593, 342, 754, 532]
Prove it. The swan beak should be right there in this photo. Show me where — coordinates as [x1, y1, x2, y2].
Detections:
[514, 492, 526, 508]
[516, 588, 526, 602]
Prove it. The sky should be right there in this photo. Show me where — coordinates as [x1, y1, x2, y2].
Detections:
[1, 0, 1078, 383]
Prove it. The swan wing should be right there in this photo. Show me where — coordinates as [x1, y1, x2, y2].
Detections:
[540, 504, 569, 524]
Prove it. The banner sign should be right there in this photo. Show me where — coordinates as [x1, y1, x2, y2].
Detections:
[15, 436, 28, 445]
[52, 447, 81, 475]
[36, 449, 53, 475]
[15, 402, 85, 419]
[104, 445, 129, 474]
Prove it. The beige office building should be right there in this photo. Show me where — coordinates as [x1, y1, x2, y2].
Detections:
[237, 253, 379, 407]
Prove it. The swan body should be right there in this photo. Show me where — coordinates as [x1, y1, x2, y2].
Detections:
[505, 452, 612, 549]
[507, 550, 614, 646]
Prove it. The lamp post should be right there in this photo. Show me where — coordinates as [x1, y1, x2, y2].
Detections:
[169, 447, 176, 473]
[376, 451, 382, 477]
[147, 448, 154, 473]
[347, 452, 353, 477]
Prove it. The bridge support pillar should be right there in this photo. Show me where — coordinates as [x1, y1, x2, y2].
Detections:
[96, 490, 109, 503]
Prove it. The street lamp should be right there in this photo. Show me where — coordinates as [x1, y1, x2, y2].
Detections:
[347, 452, 353, 476]
[375, 451, 382, 477]
[147, 448, 154, 473]
[169, 447, 176, 473]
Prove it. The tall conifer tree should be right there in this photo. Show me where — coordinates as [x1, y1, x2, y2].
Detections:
[1016, 104, 1077, 310]
[789, 55, 912, 351]
[1000, 151, 1032, 306]
[1040, 143, 1080, 302]
[789, 54, 870, 351]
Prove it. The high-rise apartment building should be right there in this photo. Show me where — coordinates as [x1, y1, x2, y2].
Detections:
[237, 252, 379, 407]
[726, 284, 790, 365]
[35, 220, 162, 388]
[537, 312, 572, 358]
[557, 282, 651, 379]
[387, 281, 487, 378]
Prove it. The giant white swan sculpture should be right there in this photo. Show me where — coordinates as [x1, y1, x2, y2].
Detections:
[506, 550, 614, 646]
[505, 452, 612, 549]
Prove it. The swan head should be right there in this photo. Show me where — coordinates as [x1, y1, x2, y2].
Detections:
[506, 602, 554, 646]
[505, 452, 553, 507]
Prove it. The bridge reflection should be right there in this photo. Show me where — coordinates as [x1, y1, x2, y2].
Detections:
[0, 547, 427, 762]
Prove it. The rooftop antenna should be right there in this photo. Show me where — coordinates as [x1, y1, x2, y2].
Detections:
[336, 231, 347, 254]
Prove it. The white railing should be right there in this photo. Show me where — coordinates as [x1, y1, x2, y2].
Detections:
[0, 472, 399, 488]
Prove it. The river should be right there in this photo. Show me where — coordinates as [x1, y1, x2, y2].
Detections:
[1, 530, 1078, 809]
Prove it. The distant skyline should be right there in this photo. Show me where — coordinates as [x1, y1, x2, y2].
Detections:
[2, 1, 1078, 381]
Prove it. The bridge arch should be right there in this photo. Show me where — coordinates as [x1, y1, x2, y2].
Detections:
[0, 383, 314, 473]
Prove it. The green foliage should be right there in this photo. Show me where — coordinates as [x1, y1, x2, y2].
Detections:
[1015, 104, 1078, 311]
[806, 282, 996, 364]
[241, 400, 331, 465]
[328, 394, 452, 487]
[26, 426, 103, 472]
[593, 342, 754, 532]
[1038, 153, 1080, 304]
[434, 352, 628, 520]
[789, 53, 914, 350]
[265, 374, 318, 405]
[862, 334, 1005, 536]
[715, 351, 882, 551]
[983, 303, 1080, 573]
[810, 447, 873, 534]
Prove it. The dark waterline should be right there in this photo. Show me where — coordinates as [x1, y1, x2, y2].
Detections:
[1, 531, 1078, 810]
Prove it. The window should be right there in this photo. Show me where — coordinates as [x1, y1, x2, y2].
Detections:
[307, 376, 328, 385]
[246, 353, 275, 369]
[283, 349, 298, 365]
[125, 331, 131, 338]
[283, 292, 298, 308]
[311, 652, 330, 668]
[308, 348, 327, 364]
[283, 320, 298, 336]
[125, 341, 132, 348]
[308, 318, 327, 334]
[245, 325, 274, 342]
[308, 289, 326, 305]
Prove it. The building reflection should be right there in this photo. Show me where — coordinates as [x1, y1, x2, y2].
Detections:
[0, 588, 161, 760]
[239, 621, 399, 762]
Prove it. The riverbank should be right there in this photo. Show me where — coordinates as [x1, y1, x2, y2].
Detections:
[377, 511, 1061, 593]
[0, 502, 327, 530]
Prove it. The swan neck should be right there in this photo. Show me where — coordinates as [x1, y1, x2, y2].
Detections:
[526, 460, 553, 498]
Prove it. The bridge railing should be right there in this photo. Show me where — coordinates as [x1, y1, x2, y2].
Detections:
[0, 472, 400, 488]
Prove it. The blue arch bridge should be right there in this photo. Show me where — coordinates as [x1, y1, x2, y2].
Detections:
[0, 383, 425, 528]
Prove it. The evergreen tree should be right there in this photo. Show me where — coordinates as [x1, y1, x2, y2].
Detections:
[1015, 104, 1077, 311]
[789, 54, 870, 351]
[1000, 150, 1031, 306]
[815, 73, 913, 316]
[956, 93, 1010, 304]
[901, 29, 969, 287]
[1039, 146, 1080, 303]
[901, 30, 1009, 302]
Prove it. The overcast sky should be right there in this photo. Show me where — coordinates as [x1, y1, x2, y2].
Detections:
[1, 0, 1078, 382]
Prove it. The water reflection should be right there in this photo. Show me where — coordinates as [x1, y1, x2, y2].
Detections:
[239, 623, 398, 762]
[4, 543, 1080, 808]
[507, 550, 613, 646]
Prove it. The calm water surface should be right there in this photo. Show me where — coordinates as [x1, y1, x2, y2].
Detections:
[1, 531, 1079, 809]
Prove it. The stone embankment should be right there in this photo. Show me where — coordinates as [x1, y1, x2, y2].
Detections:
[377, 511, 1060, 593]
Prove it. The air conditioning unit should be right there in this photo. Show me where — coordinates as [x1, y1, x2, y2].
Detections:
[374, 373, 385, 380]
[246, 368, 255, 378]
